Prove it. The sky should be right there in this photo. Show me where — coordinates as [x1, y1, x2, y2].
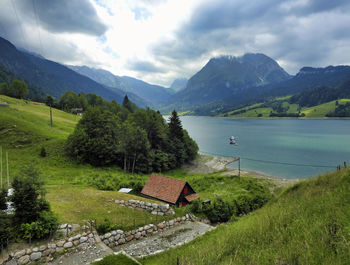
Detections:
[0, 0, 350, 87]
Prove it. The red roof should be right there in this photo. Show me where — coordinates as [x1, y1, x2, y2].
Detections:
[141, 174, 187, 204]
[185, 193, 200, 202]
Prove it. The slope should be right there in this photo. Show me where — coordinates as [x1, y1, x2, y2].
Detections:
[0, 37, 145, 106]
[142, 168, 350, 265]
[68, 65, 172, 104]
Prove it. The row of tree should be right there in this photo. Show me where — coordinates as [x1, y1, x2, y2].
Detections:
[65, 97, 198, 173]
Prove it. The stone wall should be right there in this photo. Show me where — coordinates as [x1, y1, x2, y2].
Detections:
[2, 232, 96, 265]
[99, 214, 193, 248]
[2, 213, 194, 265]
[114, 199, 175, 216]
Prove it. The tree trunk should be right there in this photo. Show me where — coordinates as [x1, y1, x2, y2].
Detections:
[124, 152, 126, 172]
[132, 153, 136, 174]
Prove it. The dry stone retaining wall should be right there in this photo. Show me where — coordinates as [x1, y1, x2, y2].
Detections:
[2, 232, 96, 265]
[114, 199, 175, 216]
[99, 214, 193, 249]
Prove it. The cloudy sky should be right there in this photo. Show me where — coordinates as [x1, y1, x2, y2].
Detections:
[0, 0, 350, 87]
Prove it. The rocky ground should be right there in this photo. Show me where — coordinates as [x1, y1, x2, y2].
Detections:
[184, 155, 299, 190]
[112, 221, 214, 258]
[48, 235, 112, 265]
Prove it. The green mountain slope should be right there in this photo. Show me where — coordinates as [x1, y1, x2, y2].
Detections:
[219, 98, 350, 118]
[0, 37, 145, 106]
[143, 169, 350, 265]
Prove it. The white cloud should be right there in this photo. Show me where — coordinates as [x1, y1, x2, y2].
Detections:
[1, 0, 350, 87]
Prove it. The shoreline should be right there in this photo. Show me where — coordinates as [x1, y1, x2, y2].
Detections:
[183, 154, 300, 189]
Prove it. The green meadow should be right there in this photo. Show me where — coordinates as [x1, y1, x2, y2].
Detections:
[142, 168, 350, 265]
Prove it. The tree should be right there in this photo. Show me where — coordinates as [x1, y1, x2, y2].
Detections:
[10, 79, 29, 99]
[168, 110, 183, 139]
[45, 95, 54, 106]
[66, 108, 122, 166]
[0, 189, 7, 211]
[12, 164, 48, 226]
[122, 95, 137, 113]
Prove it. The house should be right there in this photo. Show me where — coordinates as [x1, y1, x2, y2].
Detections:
[141, 174, 200, 207]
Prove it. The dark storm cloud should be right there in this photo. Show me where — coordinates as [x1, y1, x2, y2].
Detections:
[0, 0, 106, 67]
[128, 60, 165, 73]
[153, 0, 350, 76]
[19, 0, 107, 36]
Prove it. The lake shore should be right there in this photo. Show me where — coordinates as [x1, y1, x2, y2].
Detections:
[183, 154, 300, 189]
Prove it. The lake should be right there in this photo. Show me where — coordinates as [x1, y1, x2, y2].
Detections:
[179, 116, 350, 179]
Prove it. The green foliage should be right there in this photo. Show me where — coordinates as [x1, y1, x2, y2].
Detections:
[66, 107, 122, 166]
[20, 211, 58, 240]
[40, 146, 47, 157]
[143, 169, 350, 265]
[45, 95, 54, 106]
[96, 218, 120, 234]
[0, 189, 7, 211]
[0, 79, 29, 99]
[122, 95, 137, 113]
[203, 198, 235, 223]
[0, 213, 12, 248]
[86, 173, 145, 193]
[66, 104, 198, 173]
[326, 102, 350, 117]
[11, 164, 55, 226]
[190, 177, 272, 222]
[92, 253, 140, 265]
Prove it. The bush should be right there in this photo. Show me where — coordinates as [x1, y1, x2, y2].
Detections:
[0, 213, 12, 248]
[40, 146, 46, 157]
[96, 219, 118, 234]
[20, 211, 58, 240]
[203, 198, 235, 223]
[0, 189, 7, 211]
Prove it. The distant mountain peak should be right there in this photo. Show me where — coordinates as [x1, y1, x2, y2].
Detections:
[170, 78, 188, 92]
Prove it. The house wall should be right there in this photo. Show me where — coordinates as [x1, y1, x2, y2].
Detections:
[175, 183, 196, 207]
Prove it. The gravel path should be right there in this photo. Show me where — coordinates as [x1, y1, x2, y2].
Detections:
[113, 221, 214, 258]
[48, 234, 113, 265]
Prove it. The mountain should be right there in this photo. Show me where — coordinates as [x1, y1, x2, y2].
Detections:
[0, 36, 145, 106]
[171, 53, 291, 107]
[67, 65, 172, 104]
[169, 78, 188, 92]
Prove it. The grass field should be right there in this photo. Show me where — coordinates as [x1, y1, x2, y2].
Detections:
[301, 99, 350, 117]
[0, 95, 268, 231]
[46, 185, 187, 231]
[220, 97, 350, 118]
[142, 168, 350, 265]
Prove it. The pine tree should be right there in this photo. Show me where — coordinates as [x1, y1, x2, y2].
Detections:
[168, 110, 183, 139]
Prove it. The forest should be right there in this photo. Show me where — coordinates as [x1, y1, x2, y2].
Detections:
[63, 92, 198, 173]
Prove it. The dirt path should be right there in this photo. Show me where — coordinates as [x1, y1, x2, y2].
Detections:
[112, 222, 214, 258]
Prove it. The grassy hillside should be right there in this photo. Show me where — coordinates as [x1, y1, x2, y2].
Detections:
[0, 95, 270, 230]
[142, 168, 350, 265]
[220, 98, 350, 118]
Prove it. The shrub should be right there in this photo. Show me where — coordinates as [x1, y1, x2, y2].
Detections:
[0, 213, 12, 248]
[96, 219, 118, 234]
[203, 198, 235, 223]
[40, 146, 46, 157]
[0, 189, 7, 211]
[20, 211, 58, 240]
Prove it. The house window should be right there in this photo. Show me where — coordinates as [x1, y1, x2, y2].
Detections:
[184, 187, 188, 194]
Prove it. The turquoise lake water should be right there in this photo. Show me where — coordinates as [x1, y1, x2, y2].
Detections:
[179, 117, 350, 179]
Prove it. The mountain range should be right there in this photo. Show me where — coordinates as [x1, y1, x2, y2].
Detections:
[1, 35, 349, 115]
[67, 65, 173, 104]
